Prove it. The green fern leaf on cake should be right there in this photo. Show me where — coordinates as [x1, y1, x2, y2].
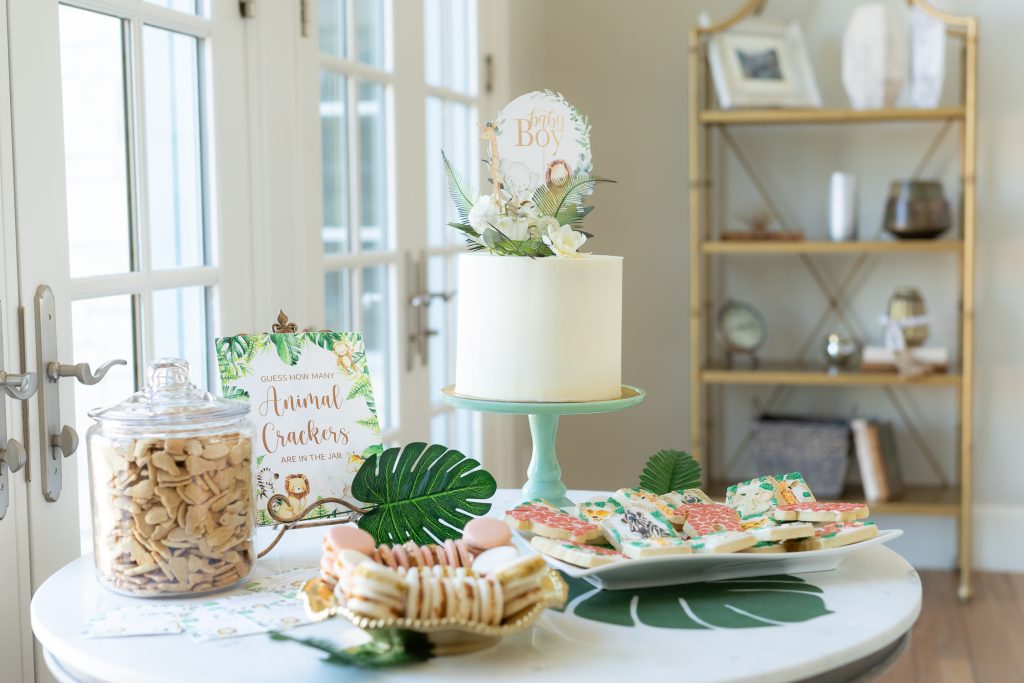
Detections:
[352, 442, 497, 545]
[639, 449, 702, 494]
[442, 150, 475, 224]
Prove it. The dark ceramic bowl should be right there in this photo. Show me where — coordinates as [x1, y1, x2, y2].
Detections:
[883, 180, 951, 239]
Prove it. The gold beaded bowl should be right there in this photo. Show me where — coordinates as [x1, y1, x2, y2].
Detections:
[300, 570, 568, 655]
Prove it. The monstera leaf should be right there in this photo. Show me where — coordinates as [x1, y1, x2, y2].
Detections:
[352, 443, 497, 545]
[639, 449, 702, 494]
[270, 629, 432, 668]
[558, 573, 831, 629]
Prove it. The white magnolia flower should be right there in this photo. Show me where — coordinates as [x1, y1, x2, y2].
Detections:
[468, 194, 499, 233]
[497, 215, 530, 241]
[543, 223, 588, 258]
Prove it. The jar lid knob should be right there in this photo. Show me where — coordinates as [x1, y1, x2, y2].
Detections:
[146, 358, 191, 391]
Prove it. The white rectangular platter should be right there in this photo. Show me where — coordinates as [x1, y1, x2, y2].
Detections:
[523, 529, 903, 590]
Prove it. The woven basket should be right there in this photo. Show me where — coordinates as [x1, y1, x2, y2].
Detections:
[749, 414, 851, 498]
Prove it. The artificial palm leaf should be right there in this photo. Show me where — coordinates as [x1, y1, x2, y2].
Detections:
[352, 442, 497, 545]
[638, 449, 702, 494]
[221, 386, 249, 400]
[304, 331, 344, 352]
[531, 169, 614, 221]
[269, 333, 305, 366]
[269, 630, 432, 668]
[442, 150, 475, 224]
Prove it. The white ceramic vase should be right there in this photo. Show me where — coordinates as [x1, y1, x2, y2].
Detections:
[909, 6, 946, 108]
[842, 4, 909, 110]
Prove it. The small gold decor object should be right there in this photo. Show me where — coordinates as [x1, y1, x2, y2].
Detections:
[886, 287, 929, 347]
[299, 569, 567, 656]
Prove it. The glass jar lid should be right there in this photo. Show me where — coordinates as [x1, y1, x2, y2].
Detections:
[88, 358, 247, 427]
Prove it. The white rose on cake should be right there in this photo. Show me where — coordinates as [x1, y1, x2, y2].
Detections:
[543, 223, 588, 258]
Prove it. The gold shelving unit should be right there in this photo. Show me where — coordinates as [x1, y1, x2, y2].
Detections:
[688, 0, 977, 600]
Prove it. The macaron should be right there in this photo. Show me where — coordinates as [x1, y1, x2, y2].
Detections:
[463, 517, 512, 553]
[324, 525, 376, 557]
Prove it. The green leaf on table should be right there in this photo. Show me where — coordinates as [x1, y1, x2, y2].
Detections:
[269, 629, 432, 668]
[562, 573, 831, 629]
[639, 449, 702, 495]
[352, 442, 497, 545]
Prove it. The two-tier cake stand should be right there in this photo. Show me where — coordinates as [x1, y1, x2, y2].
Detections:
[441, 385, 645, 507]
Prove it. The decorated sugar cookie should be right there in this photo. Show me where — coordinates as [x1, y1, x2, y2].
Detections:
[575, 498, 624, 524]
[611, 487, 686, 525]
[620, 537, 692, 559]
[688, 530, 756, 554]
[774, 472, 817, 506]
[660, 488, 712, 507]
[530, 536, 624, 568]
[749, 521, 815, 543]
[504, 500, 604, 543]
[726, 475, 784, 523]
[600, 508, 678, 551]
[773, 501, 870, 523]
[790, 521, 878, 551]
[743, 540, 787, 554]
[678, 503, 743, 538]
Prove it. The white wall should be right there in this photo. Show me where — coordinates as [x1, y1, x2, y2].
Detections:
[503, 0, 1024, 572]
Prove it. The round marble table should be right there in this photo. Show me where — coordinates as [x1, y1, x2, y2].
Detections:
[32, 489, 921, 683]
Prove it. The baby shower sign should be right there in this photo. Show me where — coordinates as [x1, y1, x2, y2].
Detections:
[216, 331, 381, 526]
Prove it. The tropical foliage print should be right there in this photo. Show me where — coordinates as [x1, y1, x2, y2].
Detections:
[556, 573, 831, 629]
[216, 330, 380, 435]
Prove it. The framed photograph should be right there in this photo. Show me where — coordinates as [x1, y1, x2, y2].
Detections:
[708, 20, 822, 109]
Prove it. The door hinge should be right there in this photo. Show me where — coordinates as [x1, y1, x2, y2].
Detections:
[239, 0, 255, 19]
[484, 54, 494, 95]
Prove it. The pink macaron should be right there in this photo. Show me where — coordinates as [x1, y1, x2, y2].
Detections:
[323, 525, 376, 557]
[462, 517, 512, 554]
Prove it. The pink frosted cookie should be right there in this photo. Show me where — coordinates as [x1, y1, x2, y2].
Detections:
[688, 530, 756, 554]
[790, 521, 878, 551]
[773, 501, 869, 523]
[504, 500, 605, 543]
[530, 536, 625, 568]
[678, 503, 743, 538]
[611, 488, 686, 525]
[462, 517, 512, 554]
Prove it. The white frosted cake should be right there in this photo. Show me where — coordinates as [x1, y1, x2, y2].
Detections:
[454, 253, 622, 402]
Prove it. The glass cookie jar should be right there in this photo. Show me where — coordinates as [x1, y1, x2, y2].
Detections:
[86, 358, 255, 597]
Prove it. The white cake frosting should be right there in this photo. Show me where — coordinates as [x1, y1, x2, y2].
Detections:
[454, 253, 622, 402]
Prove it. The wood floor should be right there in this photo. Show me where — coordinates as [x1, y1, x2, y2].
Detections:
[876, 571, 1024, 682]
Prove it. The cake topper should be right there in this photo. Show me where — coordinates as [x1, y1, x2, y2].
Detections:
[443, 90, 613, 258]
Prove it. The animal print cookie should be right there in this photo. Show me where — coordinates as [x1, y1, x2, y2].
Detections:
[688, 530, 756, 554]
[504, 500, 605, 543]
[530, 536, 625, 568]
[678, 503, 743, 538]
[660, 488, 712, 507]
[742, 541, 787, 554]
[599, 508, 679, 551]
[726, 475, 784, 523]
[773, 501, 869, 523]
[612, 488, 686, 525]
[620, 537, 692, 559]
[749, 521, 814, 542]
[575, 498, 624, 524]
[789, 521, 878, 551]
[774, 472, 817, 506]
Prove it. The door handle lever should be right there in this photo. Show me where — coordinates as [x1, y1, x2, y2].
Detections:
[0, 371, 37, 400]
[0, 438, 26, 521]
[47, 359, 126, 385]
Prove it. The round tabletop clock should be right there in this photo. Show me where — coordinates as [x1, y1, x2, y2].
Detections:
[717, 300, 766, 368]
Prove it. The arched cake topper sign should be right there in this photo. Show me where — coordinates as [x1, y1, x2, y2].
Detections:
[492, 90, 592, 198]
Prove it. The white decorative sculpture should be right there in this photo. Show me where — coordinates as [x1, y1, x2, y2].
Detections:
[909, 6, 946, 108]
[842, 4, 909, 109]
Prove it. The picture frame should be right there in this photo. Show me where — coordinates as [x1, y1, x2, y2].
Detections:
[707, 19, 822, 109]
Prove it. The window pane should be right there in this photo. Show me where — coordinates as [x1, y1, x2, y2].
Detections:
[144, 26, 205, 270]
[446, 101, 471, 245]
[321, 73, 350, 254]
[72, 295, 137, 554]
[324, 269, 352, 330]
[58, 6, 132, 279]
[427, 256, 448, 401]
[454, 409, 477, 456]
[445, 0, 470, 93]
[358, 81, 388, 251]
[425, 97, 445, 247]
[361, 265, 392, 431]
[431, 412, 448, 446]
[146, 0, 199, 15]
[151, 286, 209, 389]
[318, 0, 347, 58]
[423, 0, 442, 86]
[354, 0, 386, 69]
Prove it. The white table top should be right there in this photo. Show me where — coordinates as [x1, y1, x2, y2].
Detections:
[32, 489, 921, 683]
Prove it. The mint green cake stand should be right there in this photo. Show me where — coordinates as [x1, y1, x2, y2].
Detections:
[441, 385, 646, 508]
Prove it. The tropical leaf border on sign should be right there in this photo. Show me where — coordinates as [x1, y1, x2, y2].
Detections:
[352, 442, 497, 545]
[638, 449, 702, 495]
[556, 573, 832, 629]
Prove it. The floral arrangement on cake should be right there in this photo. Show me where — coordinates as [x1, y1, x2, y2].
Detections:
[443, 90, 612, 258]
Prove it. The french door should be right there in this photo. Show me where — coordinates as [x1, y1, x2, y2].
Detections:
[303, 0, 492, 458]
[2, 1, 250, 681]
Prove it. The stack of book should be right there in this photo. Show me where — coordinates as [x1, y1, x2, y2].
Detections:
[850, 418, 903, 502]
